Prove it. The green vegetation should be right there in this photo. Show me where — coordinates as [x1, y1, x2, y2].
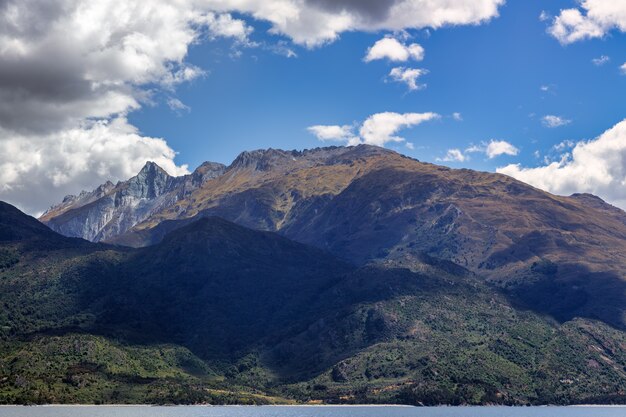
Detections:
[1, 201, 626, 405]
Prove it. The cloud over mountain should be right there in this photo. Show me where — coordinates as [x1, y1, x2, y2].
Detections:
[499, 119, 626, 210]
[309, 112, 439, 147]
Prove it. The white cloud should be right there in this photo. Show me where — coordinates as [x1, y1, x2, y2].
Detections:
[307, 124, 357, 143]
[621, 62, 626, 74]
[167, 98, 191, 114]
[539, 11, 550, 22]
[438, 149, 466, 162]
[359, 112, 439, 146]
[466, 145, 484, 154]
[485, 140, 519, 159]
[464, 140, 519, 159]
[540, 85, 550, 92]
[548, 1, 626, 44]
[554, 140, 575, 152]
[437, 140, 518, 163]
[202, 12, 254, 42]
[452, 112, 463, 121]
[498, 119, 626, 210]
[364, 37, 424, 62]
[592, 55, 610, 66]
[308, 111, 439, 147]
[542, 115, 572, 128]
[241, 0, 506, 47]
[388, 67, 427, 90]
[0, 118, 189, 215]
[0, 1, 252, 134]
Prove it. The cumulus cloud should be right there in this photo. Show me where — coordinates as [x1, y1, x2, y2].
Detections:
[364, 37, 424, 62]
[542, 115, 572, 128]
[449, 140, 519, 161]
[498, 119, 626, 210]
[548, 1, 626, 44]
[256, 0, 506, 47]
[308, 111, 439, 147]
[485, 140, 519, 158]
[388, 67, 427, 90]
[202, 11, 254, 41]
[359, 112, 439, 146]
[452, 112, 463, 121]
[438, 149, 466, 162]
[621, 63, 626, 74]
[0, 1, 251, 134]
[307, 124, 358, 143]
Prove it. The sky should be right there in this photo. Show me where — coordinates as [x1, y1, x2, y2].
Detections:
[0, 0, 625, 214]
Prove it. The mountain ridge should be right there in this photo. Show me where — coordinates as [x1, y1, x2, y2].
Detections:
[39, 145, 626, 331]
[40, 160, 226, 241]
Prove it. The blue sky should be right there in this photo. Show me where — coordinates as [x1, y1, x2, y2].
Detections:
[129, 0, 626, 174]
[1, 0, 626, 213]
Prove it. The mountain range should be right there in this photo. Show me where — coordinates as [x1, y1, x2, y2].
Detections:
[1, 145, 626, 405]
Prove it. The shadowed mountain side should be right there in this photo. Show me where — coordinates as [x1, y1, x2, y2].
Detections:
[94, 217, 354, 358]
[2, 201, 626, 405]
[507, 264, 626, 329]
[1, 201, 73, 244]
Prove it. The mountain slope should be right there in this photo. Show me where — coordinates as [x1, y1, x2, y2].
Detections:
[3, 201, 626, 405]
[50, 145, 626, 330]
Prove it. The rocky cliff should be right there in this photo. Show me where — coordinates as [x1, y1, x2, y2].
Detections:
[40, 161, 225, 241]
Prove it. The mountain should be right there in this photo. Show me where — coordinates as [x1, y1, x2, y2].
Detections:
[3, 200, 626, 405]
[42, 145, 626, 332]
[39, 161, 226, 242]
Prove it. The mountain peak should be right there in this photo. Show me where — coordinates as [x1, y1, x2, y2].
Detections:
[138, 161, 168, 176]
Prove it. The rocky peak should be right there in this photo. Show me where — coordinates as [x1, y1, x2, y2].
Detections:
[126, 161, 172, 200]
[94, 181, 115, 196]
[190, 162, 227, 186]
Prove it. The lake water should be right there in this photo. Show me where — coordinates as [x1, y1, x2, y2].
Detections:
[0, 406, 624, 417]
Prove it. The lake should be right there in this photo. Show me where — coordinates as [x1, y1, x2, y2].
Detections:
[0, 406, 624, 417]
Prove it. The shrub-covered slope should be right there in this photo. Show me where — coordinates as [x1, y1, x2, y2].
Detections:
[2, 201, 626, 405]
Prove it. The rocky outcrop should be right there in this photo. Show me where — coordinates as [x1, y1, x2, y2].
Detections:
[40, 160, 226, 241]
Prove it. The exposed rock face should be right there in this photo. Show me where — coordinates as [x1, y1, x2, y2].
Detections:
[40, 161, 226, 242]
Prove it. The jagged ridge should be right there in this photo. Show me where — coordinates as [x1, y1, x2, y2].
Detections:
[40, 160, 226, 241]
